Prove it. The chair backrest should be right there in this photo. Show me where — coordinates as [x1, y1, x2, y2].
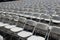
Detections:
[52, 16, 60, 21]
[4, 13, 10, 19]
[33, 13, 40, 17]
[34, 22, 48, 36]
[16, 17, 26, 28]
[55, 7, 60, 16]
[40, 14, 50, 20]
[51, 26, 60, 35]
[13, 15, 19, 21]
[2, 13, 10, 23]
[6, 14, 16, 25]
[24, 19, 37, 32]
[8, 14, 13, 20]
[0, 13, 3, 18]
[1, 13, 6, 18]
[24, 12, 32, 16]
[0, 13, 6, 22]
[48, 26, 60, 40]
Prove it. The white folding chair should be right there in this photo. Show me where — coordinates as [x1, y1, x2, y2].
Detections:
[40, 14, 51, 21]
[10, 17, 26, 32]
[4, 14, 16, 29]
[0, 13, 9, 27]
[17, 19, 37, 40]
[46, 26, 60, 40]
[24, 12, 33, 18]
[27, 22, 48, 40]
[52, 16, 60, 23]
[32, 13, 41, 19]
[2, 13, 9, 23]
[27, 35, 45, 40]
[8, 14, 16, 25]
[55, 7, 60, 16]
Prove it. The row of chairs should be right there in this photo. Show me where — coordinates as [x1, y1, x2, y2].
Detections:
[0, 0, 60, 24]
[0, 0, 60, 14]
[0, 13, 45, 40]
[0, 12, 60, 40]
[0, 9, 60, 24]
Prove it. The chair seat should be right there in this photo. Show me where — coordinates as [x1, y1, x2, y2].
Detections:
[27, 35, 45, 40]
[3, 23, 9, 26]
[0, 35, 3, 40]
[0, 22, 3, 24]
[0, 22, 5, 27]
[24, 15, 30, 17]
[5, 25, 16, 29]
[17, 31, 32, 37]
[32, 14, 40, 19]
[10, 27, 23, 32]
[52, 19, 60, 23]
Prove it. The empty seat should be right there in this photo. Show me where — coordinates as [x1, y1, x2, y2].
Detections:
[4, 25, 16, 29]
[47, 26, 60, 40]
[10, 17, 26, 32]
[28, 8, 34, 12]
[56, 13, 60, 16]
[55, 8, 60, 16]
[2, 13, 10, 23]
[24, 12, 33, 18]
[8, 14, 16, 25]
[0, 13, 9, 27]
[34, 22, 48, 36]
[32, 13, 40, 19]
[19, 12, 25, 17]
[11, 15, 19, 25]
[27, 22, 48, 40]
[0, 13, 8, 23]
[23, 20, 37, 32]
[40, 14, 51, 21]
[52, 16, 60, 23]
[0, 23, 6, 27]
[27, 35, 45, 40]
[17, 20, 37, 40]
[10, 27, 23, 32]
[16, 17, 26, 28]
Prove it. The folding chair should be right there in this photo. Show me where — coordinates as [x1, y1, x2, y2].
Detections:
[55, 7, 60, 16]
[40, 14, 51, 21]
[34, 22, 48, 36]
[4, 14, 16, 29]
[28, 8, 34, 12]
[18, 11, 26, 17]
[10, 17, 26, 32]
[0, 13, 9, 27]
[2, 12, 9, 24]
[8, 14, 16, 25]
[52, 16, 60, 23]
[27, 22, 49, 40]
[24, 12, 33, 18]
[46, 26, 60, 40]
[27, 35, 45, 40]
[32, 13, 41, 19]
[12, 15, 20, 25]
[17, 19, 37, 40]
